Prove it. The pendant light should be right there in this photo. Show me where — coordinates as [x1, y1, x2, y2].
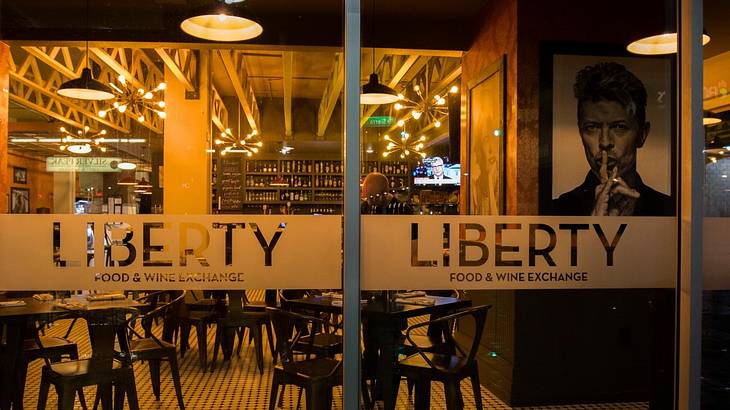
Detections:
[627, 31, 710, 55]
[180, 0, 263, 42]
[117, 173, 138, 186]
[360, 0, 398, 105]
[57, 0, 115, 100]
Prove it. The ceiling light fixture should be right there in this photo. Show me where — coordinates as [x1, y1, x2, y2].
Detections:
[360, 0, 398, 105]
[381, 129, 427, 159]
[117, 174, 138, 186]
[394, 83, 458, 129]
[66, 144, 93, 154]
[704, 117, 722, 126]
[627, 31, 710, 55]
[56, 0, 115, 100]
[215, 103, 262, 156]
[181, 0, 263, 42]
[118, 161, 137, 170]
[98, 75, 166, 124]
[269, 176, 289, 187]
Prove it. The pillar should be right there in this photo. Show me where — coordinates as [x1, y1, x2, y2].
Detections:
[163, 50, 210, 214]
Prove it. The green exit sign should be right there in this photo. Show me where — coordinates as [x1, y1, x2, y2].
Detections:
[364, 116, 394, 127]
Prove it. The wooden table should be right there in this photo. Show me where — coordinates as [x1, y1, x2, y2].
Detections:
[0, 296, 145, 410]
[288, 295, 471, 410]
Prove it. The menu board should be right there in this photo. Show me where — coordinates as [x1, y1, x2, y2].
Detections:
[219, 157, 243, 211]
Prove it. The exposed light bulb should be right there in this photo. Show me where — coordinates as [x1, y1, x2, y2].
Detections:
[157, 111, 166, 119]
[411, 110, 422, 119]
[137, 115, 145, 123]
[435, 120, 441, 128]
[413, 85, 420, 92]
[397, 120, 405, 127]
[394, 103, 403, 110]
[100, 129, 107, 135]
[143, 92, 153, 99]
[215, 139, 223, 145]
[157, 83, 166, 90]
[450, 85, 458, 94]
[158, 101, 166, 108]
[84, 125, 90, 132]
[118, 75, 126, 85]
[256, 142, 263, 147]
[98, 110, 107, 117]
[100, 147, 107, 152]
[118, 104, 127, 113]
[437, 97, 446, 105]
[397, 93, 405, 100]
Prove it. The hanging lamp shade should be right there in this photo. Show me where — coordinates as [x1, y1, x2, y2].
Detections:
[117, 174, 138, 186]
[361, 73, 399, 105]
[135, 178, 153, 188]
[180, 1, 263, 42]
[269, 176, 289, 187]
[57, 68, 115, 101]
[627, 31, 711, 55]
[118, 161, 137, 170]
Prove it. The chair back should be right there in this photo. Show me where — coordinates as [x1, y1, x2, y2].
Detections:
[131, 290, 186, 340]
[406, 304, 491, 365]
[267, 307, 324, 371]
[36, 307, 138, 372]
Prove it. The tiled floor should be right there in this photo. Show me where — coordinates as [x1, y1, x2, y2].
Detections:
[21, 293, 650, 409]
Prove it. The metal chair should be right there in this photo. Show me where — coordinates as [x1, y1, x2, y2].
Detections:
[36, 308, 140, 410]
[398, 305, 492, 410]
[127, 291, 187, 409]
[267, 307, 342, 410]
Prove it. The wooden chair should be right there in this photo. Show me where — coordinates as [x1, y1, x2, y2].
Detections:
[36, 308, 140, 410]
[267, 308, 342, 410]
[127, 291, 187, 409]
[398, 305, 491, 410]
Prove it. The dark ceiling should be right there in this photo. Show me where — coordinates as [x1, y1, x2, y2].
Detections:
[0, 0, 490, 51]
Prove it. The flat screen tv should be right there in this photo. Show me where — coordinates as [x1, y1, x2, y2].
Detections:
[413, 156, 460, 186]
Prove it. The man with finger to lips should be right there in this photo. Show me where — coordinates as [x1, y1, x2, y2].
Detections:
[552, 62, 674, 216]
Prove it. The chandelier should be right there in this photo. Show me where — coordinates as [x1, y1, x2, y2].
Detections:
[382, 129, 426, 159]
[394, 84, 458, 129]
[59, 125, 108, 154]
[215, 128, 262, 157]
[98, 75, 166, 124]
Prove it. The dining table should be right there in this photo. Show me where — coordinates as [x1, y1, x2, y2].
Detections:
[287, 293, 471, 410]
[0, 295, 146, 410]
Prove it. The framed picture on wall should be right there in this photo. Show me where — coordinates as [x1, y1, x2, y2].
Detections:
[466, 55, 506, 215]
[10, 187, 30, 214]
[13, 167, 27, 184]
[538, 43, 676, 216]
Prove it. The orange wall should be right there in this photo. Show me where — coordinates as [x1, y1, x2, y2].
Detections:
[0, 43, 8, 214]
[5, 152, 54, 213]
[460, 0, 518, 215]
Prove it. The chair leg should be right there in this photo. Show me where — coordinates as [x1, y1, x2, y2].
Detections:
[471, 367, 483, 410]
[413, 379, 431, 410]
[100, 383, 113, 410]
[196, 323, 208, 372]
[251, 324, 264, 375]
[149, 359, 162, 400]
[168, 353, 186, 410]
[37, 372, 51, 410]
[77, 388, 88, 410]
[59, 387, 77, 410]
[126, 376, 140, 410]
[179, 323, 191, 357]
[444, 379, 462, 410]
[235, 328, 244, 356]
[265, 321, 276, 364]
[361, 377, 372, 410]
[268, 375, 279, 410]
[210, 325, 222, 372]
[278, 385, 286, 408]
[113, 383, 125, 410]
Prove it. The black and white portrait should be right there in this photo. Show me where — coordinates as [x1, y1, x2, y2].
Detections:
[541, 51, 675, 216]
[10, 187, 30, 214]
[13, 167, 27, 184]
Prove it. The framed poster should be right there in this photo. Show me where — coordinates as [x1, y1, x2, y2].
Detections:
[538, 44, 676, 216]
[10, 187, 30, 214]
[466, 56, 506, 215]
[13, 167, 27, 184]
